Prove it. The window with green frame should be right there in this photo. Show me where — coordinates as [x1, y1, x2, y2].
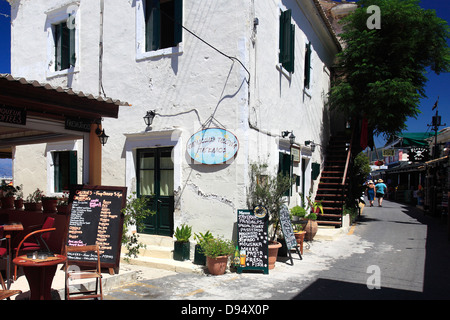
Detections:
[279, 9, 295, 73]
[145, 0, 183, 52]
[53, 151, 77, 192]
[54, 20, 76, 71]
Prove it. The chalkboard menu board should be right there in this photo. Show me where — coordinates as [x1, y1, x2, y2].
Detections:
[237, 208, 269, 274]
[279, 205, 297, 250]
[67, 185, 127, 273]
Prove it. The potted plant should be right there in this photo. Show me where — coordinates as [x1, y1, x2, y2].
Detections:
[193, 231, 213, 265]
[293, 225, 306, 255]
[246, 162, 292, 268]
[42, 195, 58, 213]
[24, 188, 44, 211]
[14, 184, 24, 209]
[0, 182, 16, 209]
[56, 191, 70, 214]
[201, 236, 235, 275]
[290, 205, 307, 223]
[173, 224, 192, 261]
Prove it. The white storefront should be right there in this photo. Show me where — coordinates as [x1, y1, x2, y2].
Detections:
[9, 0, 341, 239]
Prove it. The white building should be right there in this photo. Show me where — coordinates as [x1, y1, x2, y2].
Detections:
[9, 0, 342, 240]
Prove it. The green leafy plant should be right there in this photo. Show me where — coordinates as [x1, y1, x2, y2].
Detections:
[306, 196, 323, 215]
[121, 192, 155, 261]
[1, 182, 17, 197]
[194, 231, 213, 251]
[201, 236, 235, 259]
[290, 205, 307, 218]
[26, 188, 44, 203]
[174, 224, 192, 243]
[306, 212, 317, 221]
[14, 184, 23, 199]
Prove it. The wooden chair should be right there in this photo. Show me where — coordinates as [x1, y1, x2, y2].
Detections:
[13, 217, 56, 280]
[65, 245, 103, 300]
[0, 274, 22, 300]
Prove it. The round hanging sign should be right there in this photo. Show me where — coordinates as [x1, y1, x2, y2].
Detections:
[187, 128, 239, 165]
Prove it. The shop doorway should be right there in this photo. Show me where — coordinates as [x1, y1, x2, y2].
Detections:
[137, 147, 174, 236]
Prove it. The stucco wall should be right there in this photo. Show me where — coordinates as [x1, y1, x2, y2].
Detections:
[10, 0, 338, 239]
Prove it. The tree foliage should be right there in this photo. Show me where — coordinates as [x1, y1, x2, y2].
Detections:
[329, 0, 450, 138]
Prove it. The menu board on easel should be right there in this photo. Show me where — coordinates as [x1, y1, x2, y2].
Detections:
[279, 205, 297, 250]
[66, 185, 127, 273]
[237, 208, 269, 275]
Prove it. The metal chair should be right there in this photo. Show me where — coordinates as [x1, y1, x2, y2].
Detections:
[0, 226, 21, 299]
[65, 245, 103, 300]
[13, 217, 56, 280]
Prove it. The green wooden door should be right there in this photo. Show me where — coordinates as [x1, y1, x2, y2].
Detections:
[137, 147, 174, 236]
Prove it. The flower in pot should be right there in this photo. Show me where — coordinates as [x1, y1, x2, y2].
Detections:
[0, 182, 17, 209]
[173, 224, 192, 261]
[56, 191, 70, 214]
[193, 231, 213, 265]
[201, 236, 235, 275]
[14, 184, 24, 209]
[24, 188, 44, 211]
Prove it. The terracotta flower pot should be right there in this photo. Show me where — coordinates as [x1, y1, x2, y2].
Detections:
[294, 231, 306, 255]
[1, 196, 15, 209]
[57, 204, 69, 215]
[24, 202, 42, 211]
[42, 199, 58, 213]
[268, 241, 282, 270]
[14, 199, 24, 209]
[206, 255, 229, 275]
[305, 220, 318, 241]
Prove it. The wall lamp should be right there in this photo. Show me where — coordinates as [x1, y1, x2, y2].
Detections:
[95, 120, 109, 146]
[144, 110, 156, 128]
[305, 140, 316, 152]
[281, 131, 296, 145]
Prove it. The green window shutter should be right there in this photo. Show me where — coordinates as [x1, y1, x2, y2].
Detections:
[69, 151, 77, 186]
[69, 24, 76, 67]
[173, 0, 183, 45]
[312, 162, 320, 180]
[145, 0, 161, 51]
[279, 9, 294, 73]
[304, 42, 311, 88]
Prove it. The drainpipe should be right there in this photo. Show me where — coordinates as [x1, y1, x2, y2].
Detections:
[99, 0, 104, 97]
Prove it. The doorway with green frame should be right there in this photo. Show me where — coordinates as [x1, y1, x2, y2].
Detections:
[137, 147, 174, 236]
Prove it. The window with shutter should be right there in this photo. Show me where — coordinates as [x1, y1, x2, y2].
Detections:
[54, 21, 76, 71]
[53, 151, 77, 192]
[145, 0, 182, 52]
[279, 9, 295, 73]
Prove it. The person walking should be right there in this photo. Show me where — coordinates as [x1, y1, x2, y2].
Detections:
[375, 179, 387, 207]
[366, 180, 375, 207]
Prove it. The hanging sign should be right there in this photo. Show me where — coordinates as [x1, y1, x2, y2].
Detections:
[409, 147, 429, 163]
[187, 128, 239, 165]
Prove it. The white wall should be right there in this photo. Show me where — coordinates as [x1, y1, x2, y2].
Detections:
[10, 0, 338, 239]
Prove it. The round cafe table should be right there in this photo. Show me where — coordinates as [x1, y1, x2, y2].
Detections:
[13, 254, 66, 300]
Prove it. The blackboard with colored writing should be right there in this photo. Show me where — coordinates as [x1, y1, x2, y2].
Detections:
[237, 208, 269, 274]
[67, 185, 127, 273]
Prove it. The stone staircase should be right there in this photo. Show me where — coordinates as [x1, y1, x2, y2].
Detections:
[315, 133, 351, 227]
[121, 234, 204, 274]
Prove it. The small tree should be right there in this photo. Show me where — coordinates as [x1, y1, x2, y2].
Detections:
[247, 162, 292, 240]
[121, 192, 155, 261]
[329, 0, 450, 139]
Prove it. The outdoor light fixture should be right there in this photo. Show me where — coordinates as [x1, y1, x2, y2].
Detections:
[144, 110, 156, 127]
[305, 140, 316, 152]
[98, 129, 109, 146]
[281, 131, 295, 145]
[95, 120, 109, 146]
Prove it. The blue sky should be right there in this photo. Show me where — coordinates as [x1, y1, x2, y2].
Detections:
[0, 0, 448, 148]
